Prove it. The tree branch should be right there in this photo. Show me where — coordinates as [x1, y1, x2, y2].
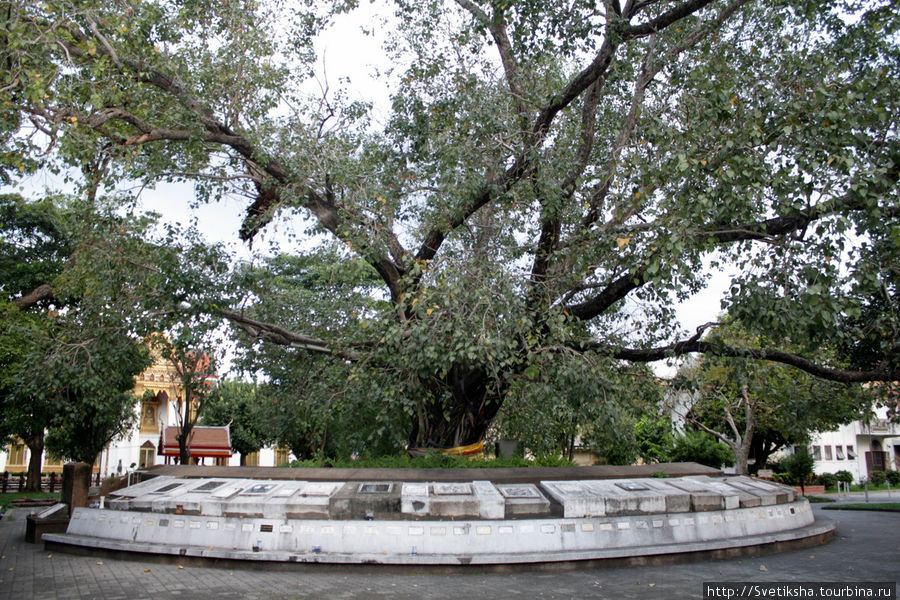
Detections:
[11, 283, 54, 310]
[579, 337, 899, 383]
[46, 17, 409, 302]
[217, 308, 363, 361]
[563, 156, 900, 320]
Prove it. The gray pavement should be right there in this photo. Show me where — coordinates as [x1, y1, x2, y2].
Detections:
[0, 503, 897, 600]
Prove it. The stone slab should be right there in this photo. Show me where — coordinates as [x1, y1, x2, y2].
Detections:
[681, 476, 741, 510]
[640, 480, 692, 513]
[662, 478, 725, 511]
[584, 480, 667, 516]
[400, 483, 432, 517]
[283, 481, 341, 518]
[540, 481, 605, 518]
[739, 477, 796, 503]
[496, 484, 551, 517]
[721, 477, 783, 506]
[329, 481, 402, 519]
[24, 503, 70, 543]
[472, 480, 505, 519]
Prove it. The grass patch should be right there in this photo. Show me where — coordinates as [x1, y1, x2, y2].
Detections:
[846, 484, 897, 493]
[288, 454, 575, 469]
[0, 491, 61, 510]
[822, 503, 900, 512]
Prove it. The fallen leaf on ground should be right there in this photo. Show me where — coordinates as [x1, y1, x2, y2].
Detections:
[760, 565, 768, 572]
[144, 569, 151, 573]
[96, 561, 103, 565]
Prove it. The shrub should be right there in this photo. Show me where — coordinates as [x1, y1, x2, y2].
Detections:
[885, 470, 900, 486]
[782, 450, 815, 492]
[868, 471, 887, 485]
[834, 470, 854, 484]
[772, 472, 790, 485]
[766, 458, 785, 474]
[816, 473, 838, 489]
[667, 431, 735, 468]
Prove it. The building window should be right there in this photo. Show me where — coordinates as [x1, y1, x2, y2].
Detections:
[835, 445, 844, 460]
[811, 445, 822, 461]
[847, 445, 857, 459]
[824, 445, 833, 460]
[6, 443, 27, 467]
[140, 441, 156, 468]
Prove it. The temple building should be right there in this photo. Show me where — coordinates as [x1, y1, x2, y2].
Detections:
[1, 351, 290, 477]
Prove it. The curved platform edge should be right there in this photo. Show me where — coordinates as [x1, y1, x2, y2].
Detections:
[43, 517, 835, 573]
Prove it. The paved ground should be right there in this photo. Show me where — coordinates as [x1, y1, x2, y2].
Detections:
[0, 496, 896, 600]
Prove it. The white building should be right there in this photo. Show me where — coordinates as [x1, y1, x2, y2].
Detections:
[807, 405, 899, 483]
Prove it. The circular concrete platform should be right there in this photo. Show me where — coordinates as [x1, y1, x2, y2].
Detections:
[42, 469, 833, 568]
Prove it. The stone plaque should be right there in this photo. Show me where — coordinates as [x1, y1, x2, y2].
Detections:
[300, 482, 340, 496]
[272, 486, 300, 498]
[242, 483, 277, 495]
[359, 483, 393, 494]
[553, 482, 585, 494]
[497, 484, 541, 499]
[151, 483, 184, 494]
[615, 481, 650, 491]
[432, 483, 472, 495]
[192, 481, 226, 493]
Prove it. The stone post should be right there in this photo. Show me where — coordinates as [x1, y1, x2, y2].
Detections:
[61, 462, 91, 513]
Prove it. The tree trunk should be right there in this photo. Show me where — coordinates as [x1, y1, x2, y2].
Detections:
[750, 436, 784, 472]
[407, 367, 502, 449]
[733, 439, 752, 476]
[177, 423, 193, 465]
[23, 433, 44, 492]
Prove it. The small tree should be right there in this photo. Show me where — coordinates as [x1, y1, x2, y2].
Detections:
[153, 335, 219, 465]
[634, 415, 674, 465]
[782, 449, 815, 495]
[38, 324, 151, 469]
[202, 380, 271, 465]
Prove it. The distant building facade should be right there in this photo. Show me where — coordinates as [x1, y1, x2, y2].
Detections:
[806, 404, 899, 483]
[1, 352, 291, 476]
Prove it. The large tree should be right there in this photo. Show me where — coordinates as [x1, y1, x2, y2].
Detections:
[3, 0, 898, 450]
